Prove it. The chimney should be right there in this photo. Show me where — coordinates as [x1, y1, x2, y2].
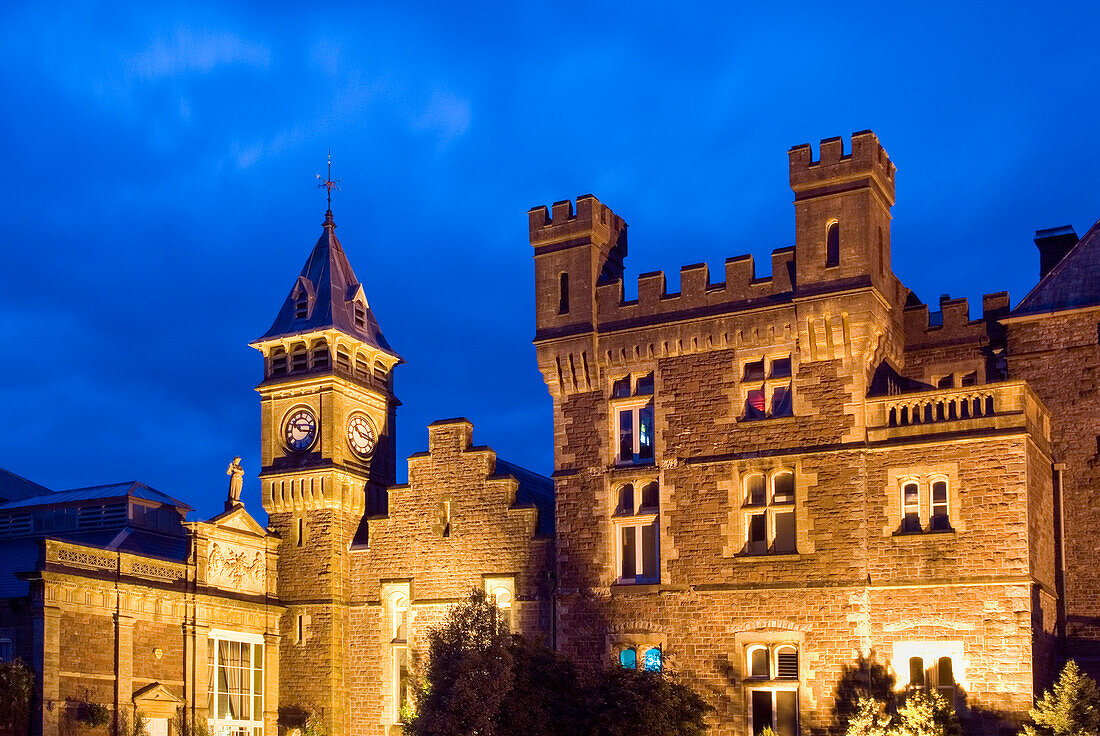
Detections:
[1034, 226, 1078, 279]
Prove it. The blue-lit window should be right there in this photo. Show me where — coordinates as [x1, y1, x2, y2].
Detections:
[644, 647, 662, 672]
[619, 648, 636, 669]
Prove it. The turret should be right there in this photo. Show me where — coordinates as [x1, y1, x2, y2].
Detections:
[788, 130, 896, 291]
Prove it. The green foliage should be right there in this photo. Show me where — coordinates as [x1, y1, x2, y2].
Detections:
[1022, 661, 1100, 736]
[835, 654, 898, 725]
[0, 658, 34, 736]
[113, 709, 148, 736]
[77, 702, 110, 729]
[406, 589, 712, 736]
[845, 691, 960, 736]
[173, 710, 213, 736]
[278, 705, 327, 736]
[758, 728, 779, 736]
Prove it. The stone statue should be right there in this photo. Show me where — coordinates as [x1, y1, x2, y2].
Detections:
[226, 456, 244, 507]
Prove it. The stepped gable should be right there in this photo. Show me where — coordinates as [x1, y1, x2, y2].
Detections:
[255, 209, 398, 356]
[1014, 216, 1100, 316]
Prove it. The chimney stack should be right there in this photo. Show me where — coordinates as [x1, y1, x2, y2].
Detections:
[1034, 226, 1078, 279]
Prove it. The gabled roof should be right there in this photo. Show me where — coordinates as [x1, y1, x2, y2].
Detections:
[1014, 217, 1100, 316]
[0, 480, 191, 512]
[254, 210, 398, 358]
[0, 468, 52, 503]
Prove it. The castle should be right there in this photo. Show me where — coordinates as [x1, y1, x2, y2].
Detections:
[1, 130, 1098, 736]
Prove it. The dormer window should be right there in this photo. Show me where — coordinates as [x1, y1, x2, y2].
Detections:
[354, 301, 366, 329]
[295, 294, 309, 320]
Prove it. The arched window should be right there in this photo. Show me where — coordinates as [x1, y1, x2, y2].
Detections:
[826, 221, 840, 267]
[355, 353, 370, 379]
[748, 645, 770, 678]
[270, 347, 288, 377]
[639, 482, 659, 511]
[393, 595, 409, 642]
[558, 272, 570, 315]
[909, 656, 925, 689]
[773, 472, 795, 504]
[311, 340, 330, 369]
[746, 474, 767, 506]
[937, 656, 955, 700]
[644, 647, 662, 672]
[931, 480, 950, 530]
[615, 484, 634, 516]
[902, 482, 921, 532]
[374, 360, 389, 388]
[775, 645, 798, 679]
[290, 344, 308, 373]
[491, 587, 513, 631]
[619, 648, 636, 669]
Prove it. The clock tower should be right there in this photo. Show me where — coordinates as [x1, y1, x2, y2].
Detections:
[252, 206, 400, 736]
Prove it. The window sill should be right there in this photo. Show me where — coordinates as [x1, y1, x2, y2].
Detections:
[892, 528, 956, 539]
[610, 582, 662, 595]
[735, 552, 802, 562]
[738, 414, 797, 424]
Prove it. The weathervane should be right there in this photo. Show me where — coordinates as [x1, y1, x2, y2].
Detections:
[316, 150, 341, 211]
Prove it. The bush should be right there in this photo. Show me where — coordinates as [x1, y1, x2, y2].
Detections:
[1023, 661, 1100, 736]
[0, 659, 34, 736]
[845, 691, 960, 736]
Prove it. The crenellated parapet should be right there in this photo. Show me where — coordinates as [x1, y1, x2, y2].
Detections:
[594, 248, 795, 327]
[904, 292, 1010, 346]
[788, 130, 896, 204]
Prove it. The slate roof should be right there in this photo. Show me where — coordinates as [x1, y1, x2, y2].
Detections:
[0, 468, 52, 503]
[496, 459, 555, 536]
[1014, 217, 1100, 316]
[0, 481, 191, 512]
[254, 210, 399, 357]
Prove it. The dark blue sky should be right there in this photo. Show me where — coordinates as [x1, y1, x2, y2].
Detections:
[2, 2, 1098, 521]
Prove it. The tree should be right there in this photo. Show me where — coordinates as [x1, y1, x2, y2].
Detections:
[846, 697, 893, 736]
[844, 690, 960, 736]
[0, 659, 34, 736]
[1023, 661, 1100, 736]
[406, 589, 712, 736]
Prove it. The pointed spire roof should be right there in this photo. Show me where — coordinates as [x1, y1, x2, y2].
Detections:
[254, 210, 399, 358]
[1013, 217, 1100, 317]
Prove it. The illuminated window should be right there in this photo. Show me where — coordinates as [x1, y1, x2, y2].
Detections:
[614, 481, 659, 584]
[392, 596, 409, 642]
[206, 632, 264, 736]
[748, 645, 770, 678]
[619, 648, 636, 669]
[746, 644, 800, 736]
[826, 221, 840, 268]
[902, 482, 921, 532]
[491, 587, 513, 632]
[394, 646, 411, 723]
[558, 272, 569, 315]
[742, 356, 794, 420]
[931, 480, 950, 531]
[909, 656, 925, 689]
[743, 471, 797, 555]
[750, 689, 798, 736]
[644, 647, 662, 672]
[611, 374, 656, 464]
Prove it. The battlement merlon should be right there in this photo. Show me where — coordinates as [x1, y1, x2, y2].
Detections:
[903, 291, 1011, 343]
[789, 130, 896, 205]
[529, 194, 627, 249]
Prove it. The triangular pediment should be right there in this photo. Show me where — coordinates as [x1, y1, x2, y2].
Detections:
[132, 682, 184, 705]
[205, 505, 268, 537]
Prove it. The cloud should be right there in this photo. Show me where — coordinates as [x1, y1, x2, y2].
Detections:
[127, 27, 270, 81]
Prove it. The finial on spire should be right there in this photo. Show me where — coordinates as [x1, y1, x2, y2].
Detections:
[316, 150, 341, 228]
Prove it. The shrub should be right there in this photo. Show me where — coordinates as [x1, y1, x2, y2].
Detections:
[1023, 661, 1100, 736]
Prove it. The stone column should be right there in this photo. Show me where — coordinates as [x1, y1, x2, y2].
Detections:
[114, 614, 134, 730]
[189, 624, 210, 733]
[263, 632, 280, 736]
[34, 606, 61, 736]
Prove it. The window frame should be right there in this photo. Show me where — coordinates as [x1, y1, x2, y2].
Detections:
[206, 630, 264, 736]
[612, 480, 660, 584]
[741, 355, 795, 421]
[611, 384, 656, 465]
[742, 469, 798, 555]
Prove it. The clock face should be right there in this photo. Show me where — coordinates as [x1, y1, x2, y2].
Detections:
[346, 413, 377, 459]
[284, 408, 317, 452]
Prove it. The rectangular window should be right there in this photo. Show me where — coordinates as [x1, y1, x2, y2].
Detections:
[742, 356, 794, 420]
[614, 482, 660, 584]
[902, 483, 921, 532]
[615, 402, 654, 464]
[207, 633, 264, 734]
[394, 646, 411, 722]
[931, 481, 950, 531]
[743, 472, 797, 555]
[774, 512, 796, 553]
[750, 690, 798, 736]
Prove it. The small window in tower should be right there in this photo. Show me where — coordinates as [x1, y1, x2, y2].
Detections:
[354, 301, 366, 329]
[558, 272, 570, 315]
[960, 371, 977, 387]
[373, 360, 389, 388]
[931, 480, 950, 531]
[826, 222, 840, 268]
[744, 359, 765, 382]
[355, 353, 370, 379]
[615, 484, 634, 516]
[296, 517, 304, 547]
[902, 482, 921, 532]
[611, 376, 632, 398]
[290, 344, 308, 372]
[271, 348, 288, 377]
[295, 294, 309, 320]
[639, 481, 659, 511]
[312, 341, 330, 369]
[635, 373, 654, 395]
[336, 348, 351, 372]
